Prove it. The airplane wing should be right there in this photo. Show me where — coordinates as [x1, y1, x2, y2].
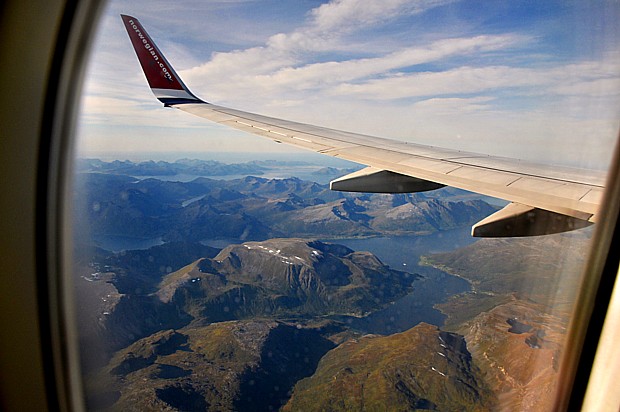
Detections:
[121, 14, 606, 237]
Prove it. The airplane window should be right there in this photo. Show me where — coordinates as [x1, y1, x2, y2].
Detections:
[71, 1, 619, 410]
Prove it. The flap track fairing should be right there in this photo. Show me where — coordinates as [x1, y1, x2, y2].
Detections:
[330, 167, 445, 194]
[471, 202, 592, 237]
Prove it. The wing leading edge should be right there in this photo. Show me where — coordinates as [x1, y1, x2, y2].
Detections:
[121, 15, 606, 237]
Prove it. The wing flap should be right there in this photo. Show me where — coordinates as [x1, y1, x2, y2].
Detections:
[581, 188, 605, 206]
[397, 156, 465, 174]
[447, 166, 520, 186]
[329, 146, 413, 164]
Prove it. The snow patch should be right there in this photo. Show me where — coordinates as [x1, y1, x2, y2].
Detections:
[431, 366, 446, 377]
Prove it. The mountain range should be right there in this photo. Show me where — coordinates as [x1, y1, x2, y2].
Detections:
[73, 159, 590, 411]
[73, 170, 497, 245]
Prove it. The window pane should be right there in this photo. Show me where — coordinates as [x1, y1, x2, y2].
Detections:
[72, 1, 619, 410]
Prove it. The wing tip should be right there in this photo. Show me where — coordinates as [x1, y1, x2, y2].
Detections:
[121, 14, 203, 105]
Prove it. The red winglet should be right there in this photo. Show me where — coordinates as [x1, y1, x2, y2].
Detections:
[121, 15, 200, 104]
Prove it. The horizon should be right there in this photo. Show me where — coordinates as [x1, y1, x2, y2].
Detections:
[75, 150, 360, 167]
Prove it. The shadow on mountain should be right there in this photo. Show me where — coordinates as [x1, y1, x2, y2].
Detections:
[234, 324, 336, 411]
[156, 385, 208, 411]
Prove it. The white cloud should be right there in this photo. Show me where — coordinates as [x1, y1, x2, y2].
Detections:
[183, 33, 527, 109]
[550, 77, 620, 97]
[331, 58, 620, 103]
[411, 96, 496, 113]
[332, 66, 537, 99]
[78, 0, 620, 168]
[252, 35, 525, 90]
[78, 95, 201, 128]
[309, 0, 456, 33]
[182, 0, 468, 98]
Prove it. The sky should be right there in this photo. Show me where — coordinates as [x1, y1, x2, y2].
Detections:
[76, 0, 620, 169]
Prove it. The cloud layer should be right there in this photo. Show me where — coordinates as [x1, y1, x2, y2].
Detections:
[78, 0, 620, 166]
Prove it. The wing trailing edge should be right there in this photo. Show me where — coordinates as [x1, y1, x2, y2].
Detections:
[121, 15, 606, 237]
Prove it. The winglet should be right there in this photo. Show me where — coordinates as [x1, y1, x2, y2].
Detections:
[121, 14, 202, 106]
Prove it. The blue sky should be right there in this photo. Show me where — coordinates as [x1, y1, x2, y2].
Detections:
[77, 0, 620, 169]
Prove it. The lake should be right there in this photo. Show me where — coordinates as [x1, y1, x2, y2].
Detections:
[321, 227, 476, 334]
[93, 226, 477, 334]
[92, 235, 164, 252]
